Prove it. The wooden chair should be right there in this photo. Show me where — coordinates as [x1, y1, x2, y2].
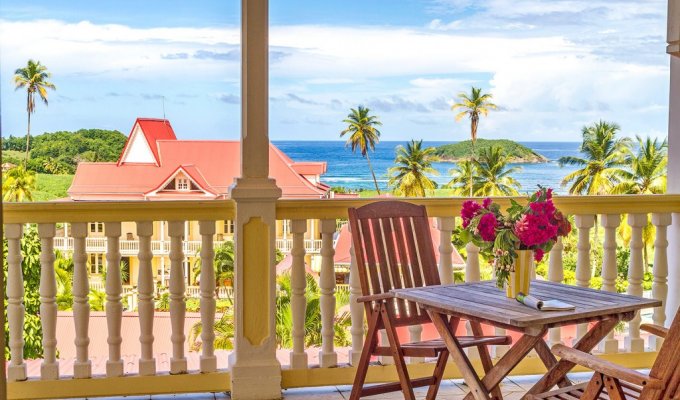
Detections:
[348, 201, 512, 400]
[528, 310, 680, 400]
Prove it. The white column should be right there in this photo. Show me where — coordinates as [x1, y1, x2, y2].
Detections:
[651, 213, 672, 349]
[168, 221, 187, 374]
[105, 222, 124, 377]
[160, 221, 166, 285]
[665, 3, 680, 324]
[199, 221, 217, 373]
[6, 224, 27, 382]
[136, 221, 156, 376]
[464, 241, 482, 360]
[436, 217, 456, 284]
[289, 219, 308, 369]
[626, 214, 646, 352]
[574, 215, 595, 341]
[38, 224, 59, 380]
[348, 226, 364, 366]
[548, 237, 564, 347]
[318, 219, 338, 368]
[229, 0, 283, 397]
[71, 223, 92, 378]
[600, 215, 621, 353]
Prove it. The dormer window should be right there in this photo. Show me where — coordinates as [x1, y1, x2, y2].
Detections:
[176, 177, 189, 191]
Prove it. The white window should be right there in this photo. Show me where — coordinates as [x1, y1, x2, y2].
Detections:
[89, 253, 104, 274]
[223, 220, 234, 234]
[176, 178, 189, 191]
[89, 222, 104, 233]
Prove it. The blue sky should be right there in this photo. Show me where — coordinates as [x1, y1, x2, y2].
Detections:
[0, 0, 671, 141]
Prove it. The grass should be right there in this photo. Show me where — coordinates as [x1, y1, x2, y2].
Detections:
[2, 150, 24, 165]
[33, 173, 74, 201]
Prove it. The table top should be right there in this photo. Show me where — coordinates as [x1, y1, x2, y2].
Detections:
[392, 280, 661, 331]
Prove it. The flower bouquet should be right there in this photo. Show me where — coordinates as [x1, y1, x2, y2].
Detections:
[459, 187, 571, 296]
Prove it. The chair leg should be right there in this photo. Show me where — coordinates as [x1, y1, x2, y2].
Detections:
[381, 305, 417, 400]
[349, 304, 381, 400]
[581, 373, 605, 400]
[426, 349, 449, 400]
[471, 321, 503, 400]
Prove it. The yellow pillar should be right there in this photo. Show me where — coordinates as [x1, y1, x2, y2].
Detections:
[228, 0, 282, 398]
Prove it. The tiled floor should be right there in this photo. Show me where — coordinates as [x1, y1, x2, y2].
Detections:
[67, 372, 598, 399]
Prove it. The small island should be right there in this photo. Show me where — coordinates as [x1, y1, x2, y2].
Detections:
[434, 139, 549, 163]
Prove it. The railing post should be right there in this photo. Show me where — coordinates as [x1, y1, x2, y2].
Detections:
[199, 220, 217, 373]
[436, 217, 455, 284]
[6, 224, 26, 382]
[651, 213, 671, 350]
[348, 227, 364, 366]
[626, 214, 646, 352]
[600, 215, 621, 353]
[464, 240, 482, 360]
[71, 223, 92, 378]
[136, 221, 156, 376]
[168, 221, 188, 374]
[105, 222, 124, 377]
[574, 215, 595, 341]
[38, 223, 59, 380]
[547, 237, 564, 347]
[319, 219, 338, 367]
[290, 219, 308, 369]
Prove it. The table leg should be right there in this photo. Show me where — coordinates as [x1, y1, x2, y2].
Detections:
[522, 317, 620, 399]
[470, 321, 504, 400]
[462, 333, 545, 400]
[533, 340, 572, 388]
[428, 310, 492, 400]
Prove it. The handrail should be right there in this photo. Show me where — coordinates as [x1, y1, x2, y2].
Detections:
[5, 195, 680, 224]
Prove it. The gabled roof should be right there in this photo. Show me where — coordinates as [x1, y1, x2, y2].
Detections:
[118, 118, 177, 166]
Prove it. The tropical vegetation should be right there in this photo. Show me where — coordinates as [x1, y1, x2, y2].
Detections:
[340, 106, 382, 194]
[388, 140, 439, 197]
[2, 165, 36, 202]
[611, 136, 668, 195]
[435, 139, 547, 163]
[446, 146, 522, 196]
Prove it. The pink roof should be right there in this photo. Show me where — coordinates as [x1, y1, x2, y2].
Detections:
[290, 162, 327, 176]
[118, 118, 177, 166]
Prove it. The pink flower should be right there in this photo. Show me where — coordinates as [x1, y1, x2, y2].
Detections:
[478, 213, 498, 242]
[546, 188, 553, 199]
[534, 249, 545, 262]
[482, 198, 492, 209]
[514, 214, 558, 247]
[461, 200, 482, 228]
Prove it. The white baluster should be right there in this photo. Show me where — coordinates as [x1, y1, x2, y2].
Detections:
[136, 221, 156, 375]
[168, 221, 187, 374]
[574, 215, 595, 341]
[548, 237, 564, 347]
[71, 223, 91, 378]
[105, 222, 124, 377]
[348, 226, 364, 366]
[600, 215, 621, 353]
[465, 242, 481, 282]
[199, 220, 217, 373]
[651, 213, 671, 350]
[38, 223, 59, 380]
[290, 219, 308, 369]
[6, 224, 26, 381]
[626, 214, 646, 352]
[436, 217, 455, 284]
[319, 219, 337, 367]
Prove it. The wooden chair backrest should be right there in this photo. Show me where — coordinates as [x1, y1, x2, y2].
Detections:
[348, 201, 440, 326]
[644, 310, 680, 400]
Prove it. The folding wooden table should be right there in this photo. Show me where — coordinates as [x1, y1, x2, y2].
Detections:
[392, 281, 660, 400]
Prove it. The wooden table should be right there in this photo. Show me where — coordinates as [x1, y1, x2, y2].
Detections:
[392, 280, 661, 400]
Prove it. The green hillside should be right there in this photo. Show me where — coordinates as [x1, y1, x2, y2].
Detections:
[33, 174, 74, 201]
[434, 139, 548, 163]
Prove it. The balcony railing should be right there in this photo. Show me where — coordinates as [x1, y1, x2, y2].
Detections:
[3, 195, 679, 399]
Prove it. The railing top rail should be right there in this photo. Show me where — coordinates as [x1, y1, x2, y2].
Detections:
[4, 195, 680, 224]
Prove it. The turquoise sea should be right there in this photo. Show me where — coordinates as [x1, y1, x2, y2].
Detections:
[273, 141, 582, 195]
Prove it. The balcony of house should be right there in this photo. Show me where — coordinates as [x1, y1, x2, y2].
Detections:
[3, 194, 679, 400]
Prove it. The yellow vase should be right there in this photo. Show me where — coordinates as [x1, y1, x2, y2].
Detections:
[505, 250, 534, 298]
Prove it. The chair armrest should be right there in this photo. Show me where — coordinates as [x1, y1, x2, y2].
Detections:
[640, 323, 668, 338]
[356, 293, 394, 303]
[552, 344, 663, 389]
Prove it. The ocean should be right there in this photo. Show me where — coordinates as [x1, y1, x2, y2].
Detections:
[273, 141, 583, 195]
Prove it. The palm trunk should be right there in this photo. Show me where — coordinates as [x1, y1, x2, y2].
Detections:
[25, 102, 31, 166]
[469, 138, 476, 197]
[365, 152, 381, 195]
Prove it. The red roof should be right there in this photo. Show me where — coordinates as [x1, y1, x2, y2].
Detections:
[118, 118, 177, 166]
[69, 119, 329, 201]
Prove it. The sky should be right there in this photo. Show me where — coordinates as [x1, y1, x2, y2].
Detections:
[0, 0, 671, 142]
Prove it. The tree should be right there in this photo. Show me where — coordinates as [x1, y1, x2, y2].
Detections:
[446, 160, 476, 196]
[340, 106, 382, 194]
[192, 241, 235, 296]
[2, 165, 36, 202]
[559, 121, 631, 195]
[188, 308, 235, 352]
[388, 140, 439, 197]
[451, 87, 497, 196]
[472, 146, 522, 196]
[611, 136, 667, 195]
[13, 60, 56, 164]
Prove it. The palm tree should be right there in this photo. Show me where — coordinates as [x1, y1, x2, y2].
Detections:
[388, 140, 439, 197]
[188, 307, 235, 351]
[13, 60, 56, 163]
[340, 106, 382, 194]
[611, 136, 667, 195]
[2, 165, 36, 202]
[472, 146, 522, 196]
[192, 241, 235, 296]
[445, 160, 477, 196]
[451, 87, 497, 196]
[559, 121, 631, 195]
